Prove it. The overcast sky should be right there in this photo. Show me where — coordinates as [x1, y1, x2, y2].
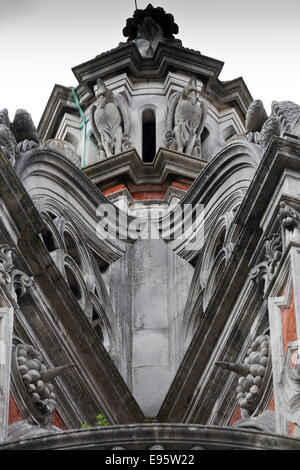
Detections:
[1, 0, 299, 127]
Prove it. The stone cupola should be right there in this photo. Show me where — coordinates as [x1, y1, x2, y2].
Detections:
[37, 4, 251, 216]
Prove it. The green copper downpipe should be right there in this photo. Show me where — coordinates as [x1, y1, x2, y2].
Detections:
[71, 88, 89, 167]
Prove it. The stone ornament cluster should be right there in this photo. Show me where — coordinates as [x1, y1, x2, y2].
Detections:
[122, 4, 180, 58]
[246, 100, 300, 149]
[0, 244, 33, 305]
[12, 341, 75, 425]
[216, 335, 270, 415]
[249, 233, 282, 294]
[278, 201, 300, 233]
[0, 108, 39, 166]
[16, 344, 57, 417]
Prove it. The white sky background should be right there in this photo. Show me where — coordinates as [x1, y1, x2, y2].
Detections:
[0, 0, 299, 127]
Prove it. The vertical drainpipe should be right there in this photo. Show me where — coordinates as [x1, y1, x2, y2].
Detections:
[71, 88, 89, 168]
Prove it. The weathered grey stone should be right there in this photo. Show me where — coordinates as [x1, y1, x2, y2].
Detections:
[2, 3, 300, 452]
[166, 78, 207, 157]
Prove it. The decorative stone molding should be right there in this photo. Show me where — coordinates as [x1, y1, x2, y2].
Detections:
[216, 335, 271, 417]
[249, 233, 282, 293]
[278, 201, 300, 246]
[38, 211, 115, 356]
[1, 423, 300, 450]
[44, 139, 81, 168]
[11, 339, 75, 426]
[278, 201, 300, 231]
[276, 340, 300, 434]
[0, 245, 33, 306]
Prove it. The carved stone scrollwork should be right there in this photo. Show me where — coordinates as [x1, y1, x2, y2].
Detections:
[249, 233, 282, 293]
[278, 201, 300, 246]
[0, 244, 33, 304]
[11, 339, 76, 426]
[216, 335, 271, 417]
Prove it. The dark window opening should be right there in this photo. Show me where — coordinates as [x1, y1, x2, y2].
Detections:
[142, 109, 156, 162]
[190, 254, 199, 267]
[94, 324, 104, 343]
[64, 232, 82, 268]
[201, 127, 209, 143]
[65, 266, 81, 300]
[214, 259, 226, 288]
[92, 307, 99, 322]
[41, 230, 56, 253]
[46, 211, 57, 220]
[214, 229, 225, 259]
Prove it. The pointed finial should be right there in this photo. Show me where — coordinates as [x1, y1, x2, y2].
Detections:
[215, 361, 250, 377]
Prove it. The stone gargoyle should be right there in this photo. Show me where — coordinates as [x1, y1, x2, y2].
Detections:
[0, 108, 40, 166]
[165, 78, 207, 157]
[245, 99, 300, 149]
[90, 79, 132, 160]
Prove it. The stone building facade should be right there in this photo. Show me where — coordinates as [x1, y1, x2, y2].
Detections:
[1, 4, 300, 449]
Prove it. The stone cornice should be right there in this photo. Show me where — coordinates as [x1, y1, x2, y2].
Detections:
[1, 423, 300, 450]
[72, 42, 224, 89]
[83, 147, 206, 187]
[37, 42, 252, 141]
[37, 85, 75, 142]
[235, 136, 300, 228]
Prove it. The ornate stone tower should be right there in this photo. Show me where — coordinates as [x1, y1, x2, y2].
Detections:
[1, 4, 300, 450]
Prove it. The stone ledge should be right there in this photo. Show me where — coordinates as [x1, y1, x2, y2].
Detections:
[1, 423, 300, 450]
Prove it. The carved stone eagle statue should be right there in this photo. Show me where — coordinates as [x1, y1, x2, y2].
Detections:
[90, 79, 132, 160]
[166, 78, 207, 157]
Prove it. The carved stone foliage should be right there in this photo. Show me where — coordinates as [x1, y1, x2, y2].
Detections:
[90, 79, 132, 159]
[278, 201, 300, 238]
[11, 340, 75, 426]
[216, 335, 270, 416]
[246, 99, 300, 149]
[166, 78, 207, 157]
[0, 244, 33, 305]
[122, 4, 181, 57]
[249, 233, 282, 293]
[0, 108, 39, 166]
